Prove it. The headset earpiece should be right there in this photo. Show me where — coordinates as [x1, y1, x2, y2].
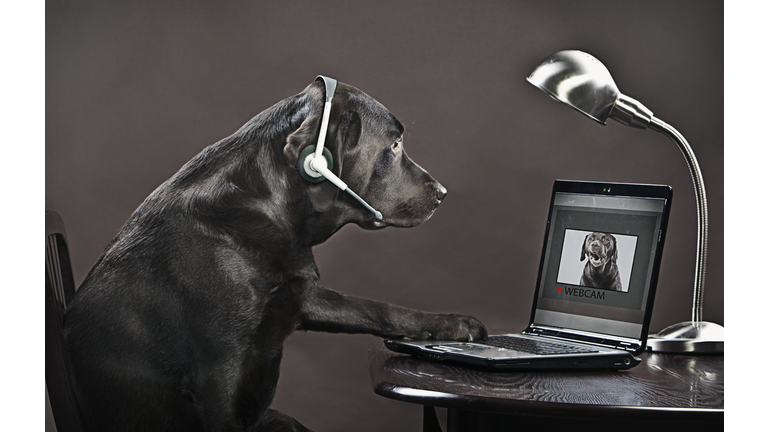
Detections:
[298, 144, 333, 183]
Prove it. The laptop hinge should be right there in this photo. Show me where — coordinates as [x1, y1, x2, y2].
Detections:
[615, 341, 638, 351]
[525, 325, 641, 352]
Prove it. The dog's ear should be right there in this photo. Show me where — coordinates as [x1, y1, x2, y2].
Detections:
[284, 111, 322, 168]
[609, 234, 618, 264]
[338, 109, 362, 150]
[580, 235, 588, 262]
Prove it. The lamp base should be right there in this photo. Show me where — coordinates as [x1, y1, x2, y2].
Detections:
[646, 321, 724, 354]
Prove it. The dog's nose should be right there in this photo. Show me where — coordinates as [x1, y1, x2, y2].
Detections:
[436, 183, 447, 203]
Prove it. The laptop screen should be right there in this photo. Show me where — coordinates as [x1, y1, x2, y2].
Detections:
[531, 181, 672, 342]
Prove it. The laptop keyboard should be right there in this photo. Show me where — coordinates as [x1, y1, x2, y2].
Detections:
[486, 335, 599, 355]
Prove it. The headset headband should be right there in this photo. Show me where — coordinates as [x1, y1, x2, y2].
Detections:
[314, 76, 337, 161]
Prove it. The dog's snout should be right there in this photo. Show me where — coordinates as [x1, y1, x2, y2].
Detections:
[436, 183, 447, 203]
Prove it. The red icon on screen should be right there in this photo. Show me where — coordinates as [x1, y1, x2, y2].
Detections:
[558, 286, 562, 292]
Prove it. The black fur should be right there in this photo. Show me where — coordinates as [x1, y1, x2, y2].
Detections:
[579, 232, 622, 291]
[63, 80, 487, 431]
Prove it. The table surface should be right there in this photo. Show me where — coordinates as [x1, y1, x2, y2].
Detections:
[368, 338, 724, 422]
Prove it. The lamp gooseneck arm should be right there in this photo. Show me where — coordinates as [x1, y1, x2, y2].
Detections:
[648, 117, 708, 323]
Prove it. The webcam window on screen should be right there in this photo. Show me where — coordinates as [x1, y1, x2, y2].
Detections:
[557, 229, 638, 293]
[533, 193, 666, 339]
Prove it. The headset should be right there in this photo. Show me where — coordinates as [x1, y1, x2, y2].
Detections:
[297, 76, 383, 220]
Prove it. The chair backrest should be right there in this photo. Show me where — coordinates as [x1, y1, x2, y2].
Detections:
[45, 211, 85, 432]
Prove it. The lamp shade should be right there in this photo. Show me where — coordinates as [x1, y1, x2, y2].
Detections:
[526, 50, 619, 124]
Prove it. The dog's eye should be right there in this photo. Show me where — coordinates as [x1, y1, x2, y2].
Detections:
[392, 138, 402, 151]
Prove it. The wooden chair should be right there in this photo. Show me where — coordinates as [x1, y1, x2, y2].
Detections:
[45, 211, 85, 431]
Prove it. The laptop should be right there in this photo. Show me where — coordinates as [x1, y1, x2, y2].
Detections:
[385, 180, 672, 370]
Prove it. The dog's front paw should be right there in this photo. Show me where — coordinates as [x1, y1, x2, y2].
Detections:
[416, 314, 488, 342]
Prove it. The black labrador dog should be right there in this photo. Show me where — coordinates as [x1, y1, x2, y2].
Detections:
[64, 79, 487, 432]
[579, 231, 622, 291]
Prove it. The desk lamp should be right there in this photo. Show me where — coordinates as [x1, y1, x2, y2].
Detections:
[526, 50, 723, 354]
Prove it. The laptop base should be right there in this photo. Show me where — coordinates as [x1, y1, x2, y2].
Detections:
[385, 337, 640, 371]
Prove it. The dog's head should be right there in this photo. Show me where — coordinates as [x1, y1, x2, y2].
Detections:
[283, 81, 446, 231]
[580, 232, 617, 268]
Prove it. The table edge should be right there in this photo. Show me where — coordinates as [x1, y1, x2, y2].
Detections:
[372, 380, 724, 421]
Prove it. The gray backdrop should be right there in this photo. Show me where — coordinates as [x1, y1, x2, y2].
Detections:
[46, 1, 723, 431]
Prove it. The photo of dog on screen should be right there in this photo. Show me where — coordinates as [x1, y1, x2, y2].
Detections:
[557, 230, 638, 293]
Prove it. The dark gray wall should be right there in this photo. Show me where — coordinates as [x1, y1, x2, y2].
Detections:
[46, 1, 723, 431]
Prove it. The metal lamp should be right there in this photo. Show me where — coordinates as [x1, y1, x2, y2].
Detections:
[527, 50, 723, 354]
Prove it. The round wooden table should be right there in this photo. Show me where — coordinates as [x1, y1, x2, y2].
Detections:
[368, 338, 724, 431]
